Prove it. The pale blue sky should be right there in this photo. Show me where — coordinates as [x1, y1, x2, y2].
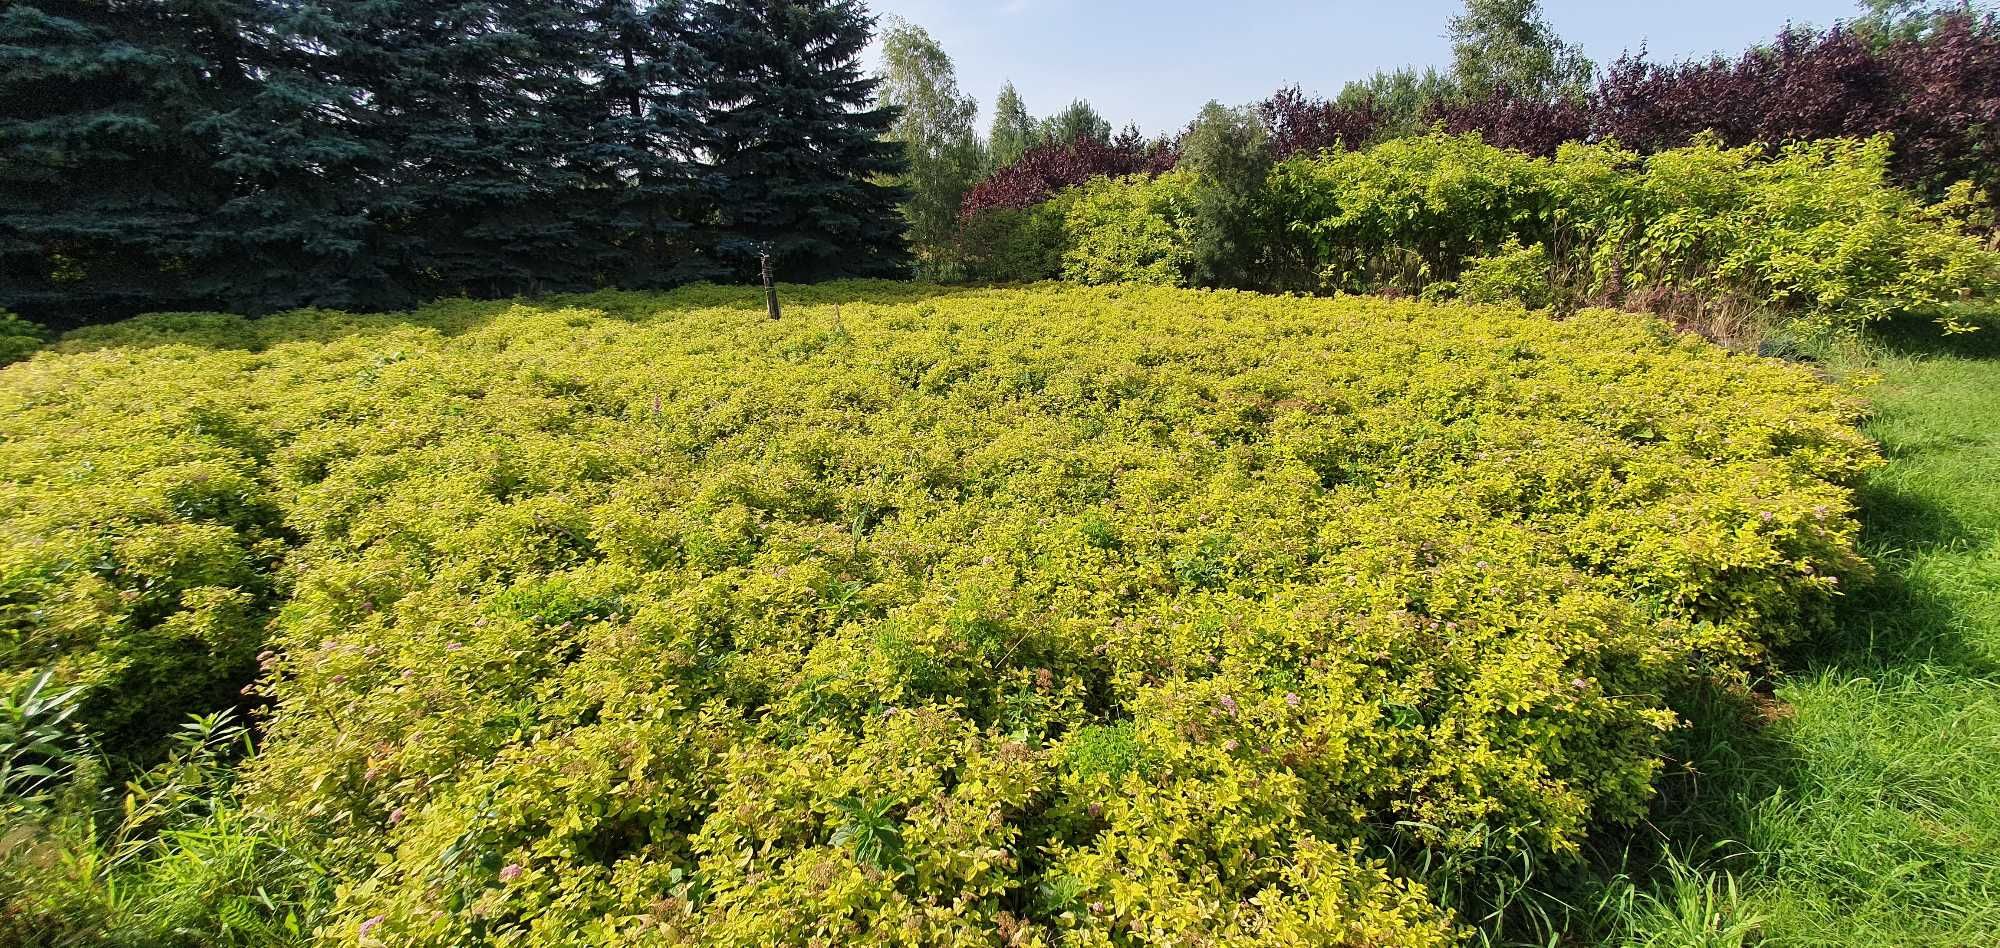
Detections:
[866, 1, 1867, 135]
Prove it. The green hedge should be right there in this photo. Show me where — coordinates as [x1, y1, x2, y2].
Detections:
[1004, 133, 2000, 336]
[2, 284, 1876, 943]
[951, 198, 1077, 284]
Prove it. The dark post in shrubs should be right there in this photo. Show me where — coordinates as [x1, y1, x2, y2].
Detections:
[762, 245, 782, 320]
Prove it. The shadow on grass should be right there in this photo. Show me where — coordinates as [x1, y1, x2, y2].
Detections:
[37, 281, 985, 356]
[1813, 485, 1998, 677]
[1479, 317, 2000, 946]
[1499, 537, 1992, 946]
[1866, 310, 2000, 361]
[1645, 479, 1993, 832]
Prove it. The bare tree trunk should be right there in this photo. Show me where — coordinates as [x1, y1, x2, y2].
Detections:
[761, 247, 781, 320]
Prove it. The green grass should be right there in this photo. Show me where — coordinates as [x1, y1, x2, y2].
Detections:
[1611, 319, 2000, 946]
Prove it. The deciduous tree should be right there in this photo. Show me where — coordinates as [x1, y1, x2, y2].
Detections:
[877, 17, 983, 276]
[1178, 102, 1272, 288]
[988, 81, 1037, 169]
[1448, 0, 1593, 101]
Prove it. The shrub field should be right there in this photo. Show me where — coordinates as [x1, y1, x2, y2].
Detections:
[0, 283, 1881, 944]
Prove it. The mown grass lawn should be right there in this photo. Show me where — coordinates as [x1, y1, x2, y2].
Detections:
[1618, 319, 2000, 947]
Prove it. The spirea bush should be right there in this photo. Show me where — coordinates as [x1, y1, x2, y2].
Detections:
[1605, 136, 2000, 332]
[1, 283, 1876, 944]
[0, 345, 286, 756]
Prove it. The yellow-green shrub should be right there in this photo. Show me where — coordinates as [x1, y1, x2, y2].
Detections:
[1, 284, 1877, 943]
[1604, 136, 2000, 334]
[0, 351, 285, 755]
[1047, 132, 1999, 334]
[1281, 134, 2000, 333]
[1268, 133, 1561, 296]
[1422, 238, 1557, 309]
[1061, 172, 1199, 287]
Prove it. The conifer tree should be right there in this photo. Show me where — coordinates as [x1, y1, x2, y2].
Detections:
[281, 0, 610, 300]
[2, 0, 917, 321]
[696, 0, 908, 281]
[220, 0, 719, 305]
[194, 0, 391, 312]
[1039, 98, 1113, 146]
[0, 1, 248, 324]
[588, 0, 720, 288]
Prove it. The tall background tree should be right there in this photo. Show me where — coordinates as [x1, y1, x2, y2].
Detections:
[987, 81, 1036, 169]
[876, 17, 983, 278]
[572, 0, 718, 290]
[1448, 0, 1593, 100]
[191, 0, 389, 313]
[1856, 0, 1991, 40]
[1040, 99, 1113, 146]
[293, 0, 635, 301]
[1338, 67, 1458, 139]
[1178, 102, 1273, 289]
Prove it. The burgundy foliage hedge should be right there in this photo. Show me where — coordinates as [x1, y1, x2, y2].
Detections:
[1591, 16, 2000, 200]
[1258, 85, 1387, 159]
[959, 134, 1179, 218]
[1425, 90, 1593, 159]
[1260, 14, 2000, 202]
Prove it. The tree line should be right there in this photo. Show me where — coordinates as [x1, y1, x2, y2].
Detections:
[889, 0, 1998, 279]
[873, 17, 1179, 279]
[886, 0, 1610, 273]
[9, 1, 1991, 326]
[1276, 2, 2000, 208]
[0, 0, 907, 327]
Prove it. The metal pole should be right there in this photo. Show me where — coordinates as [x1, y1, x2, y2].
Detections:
[760, 245, 781, 321]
